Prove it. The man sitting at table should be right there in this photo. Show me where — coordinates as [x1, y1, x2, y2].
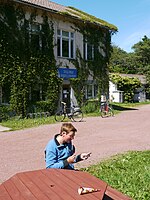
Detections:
[45, 122, 91, 170]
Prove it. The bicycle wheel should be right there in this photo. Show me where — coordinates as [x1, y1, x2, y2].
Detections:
[101, 108, 108, 118]
[101, 107, 114, 118]
[100, 105, 107, 118]
[108, 107, 114, 117]
[72, 110, 83, 122]
[54, 111, 65, 122]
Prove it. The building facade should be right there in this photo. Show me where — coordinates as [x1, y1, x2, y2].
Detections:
[0, 0, 117, 112]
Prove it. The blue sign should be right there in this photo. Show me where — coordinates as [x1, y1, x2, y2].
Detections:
[58, 68, 77, 79]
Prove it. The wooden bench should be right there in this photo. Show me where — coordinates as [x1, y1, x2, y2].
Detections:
[103, 185, 132, 200]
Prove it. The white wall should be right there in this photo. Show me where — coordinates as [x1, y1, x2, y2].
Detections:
[109, 81, 123, 103]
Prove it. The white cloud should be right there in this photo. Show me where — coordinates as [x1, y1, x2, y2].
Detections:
[113, 27, 150, 52]
[122, 29, 150, 51]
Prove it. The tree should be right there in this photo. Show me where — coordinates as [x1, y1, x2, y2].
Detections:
[132, 35, 150, 96]
[109, 46, 138, 74]
[132, 35, 150, 65]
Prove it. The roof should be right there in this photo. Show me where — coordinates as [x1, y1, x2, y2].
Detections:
[19, 0, 67, 12]
[110, 73, 147, 85]
[15, 0, 118, 31]
[120, 74, 147, 85]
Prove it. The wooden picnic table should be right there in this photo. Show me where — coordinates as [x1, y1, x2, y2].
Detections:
[0, 168, 132, 200]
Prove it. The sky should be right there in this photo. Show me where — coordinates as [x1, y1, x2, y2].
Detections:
[51, 0, 150, 52]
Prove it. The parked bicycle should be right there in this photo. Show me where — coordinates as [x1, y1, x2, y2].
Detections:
[100, 101, 114, 118]
[54, 101, 83, 122]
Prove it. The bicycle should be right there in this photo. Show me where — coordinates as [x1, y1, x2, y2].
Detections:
[100, 101, 114, 118]
[54, 101, 83, 122]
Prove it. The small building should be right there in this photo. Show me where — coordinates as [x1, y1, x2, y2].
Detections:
[109, 74, 146, 103]
[109, 81, 123, 103]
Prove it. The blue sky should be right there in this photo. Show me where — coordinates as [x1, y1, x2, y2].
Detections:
[52, 0, 150, 52]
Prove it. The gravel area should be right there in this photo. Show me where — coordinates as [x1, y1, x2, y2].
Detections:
[0, 104, 150, 183]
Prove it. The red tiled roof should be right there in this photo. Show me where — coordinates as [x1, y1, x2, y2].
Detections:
[20, 0, 67, 12]
[15, 0, 117, 31]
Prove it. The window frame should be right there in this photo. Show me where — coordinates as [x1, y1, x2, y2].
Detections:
[57, 29, 75, 59]
[85, 83, 98, 99]
[29, 22, 42, 50]
[83, 41, 94, 60]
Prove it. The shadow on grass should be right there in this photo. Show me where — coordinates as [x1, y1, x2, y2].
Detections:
[112, 104, 139, 111]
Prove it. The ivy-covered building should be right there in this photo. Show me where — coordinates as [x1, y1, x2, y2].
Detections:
[0, 0, 117, 117]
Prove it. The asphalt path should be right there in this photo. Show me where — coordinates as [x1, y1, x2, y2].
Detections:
[0, 104, 150, 183]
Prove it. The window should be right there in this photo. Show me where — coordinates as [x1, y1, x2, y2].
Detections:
[85, 83, 98, 99]
[29, 23, 50, 52]
[87, 84, 93, 99]
[30, 23, 41, 50]
[57, 29, 74, 58]
[83, 42, 94, 60]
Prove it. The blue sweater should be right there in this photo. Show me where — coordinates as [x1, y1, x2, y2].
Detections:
[45, 135, 81, 169]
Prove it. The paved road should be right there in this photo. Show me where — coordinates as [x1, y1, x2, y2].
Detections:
[0, 105, 150, 183]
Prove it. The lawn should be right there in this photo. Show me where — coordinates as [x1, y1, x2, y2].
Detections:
[0, 116, 57, 131]
[82, 150, 150, 200]
[1, 102, 150, 131]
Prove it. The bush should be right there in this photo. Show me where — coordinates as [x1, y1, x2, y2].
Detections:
[34, 100, 56, 115]
[82, 99, 100, 113]
[0, 105, 16, 121]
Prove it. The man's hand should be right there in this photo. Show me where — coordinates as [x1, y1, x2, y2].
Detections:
[67, 154, 76, 164]
[80, 152, 91, 160]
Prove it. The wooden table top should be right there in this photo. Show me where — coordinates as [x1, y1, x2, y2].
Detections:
[0, 169, 108, 200]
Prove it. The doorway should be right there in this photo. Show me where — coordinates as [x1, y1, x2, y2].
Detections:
[62, 85, 71, 111]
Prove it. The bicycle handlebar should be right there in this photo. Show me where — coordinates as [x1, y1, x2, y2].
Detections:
[61, 101, 66, 105]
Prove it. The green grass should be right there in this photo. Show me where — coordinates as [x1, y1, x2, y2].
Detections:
[0, 101, 150, 131]
[112, 101, 150, 108]
[82, 150, 150, 200]
[0, 116, 57, 131]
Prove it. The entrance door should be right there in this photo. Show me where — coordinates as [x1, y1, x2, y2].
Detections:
[62, 85, 70, 112]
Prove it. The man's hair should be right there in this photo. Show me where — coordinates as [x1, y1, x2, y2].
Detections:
[60, 123, 77, 134]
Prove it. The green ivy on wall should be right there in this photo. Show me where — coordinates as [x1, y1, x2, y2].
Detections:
[70, 22, 113, 105]
[0, 1, 61, 117]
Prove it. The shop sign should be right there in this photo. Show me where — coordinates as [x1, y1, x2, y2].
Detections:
[58, 68, 77, 79]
